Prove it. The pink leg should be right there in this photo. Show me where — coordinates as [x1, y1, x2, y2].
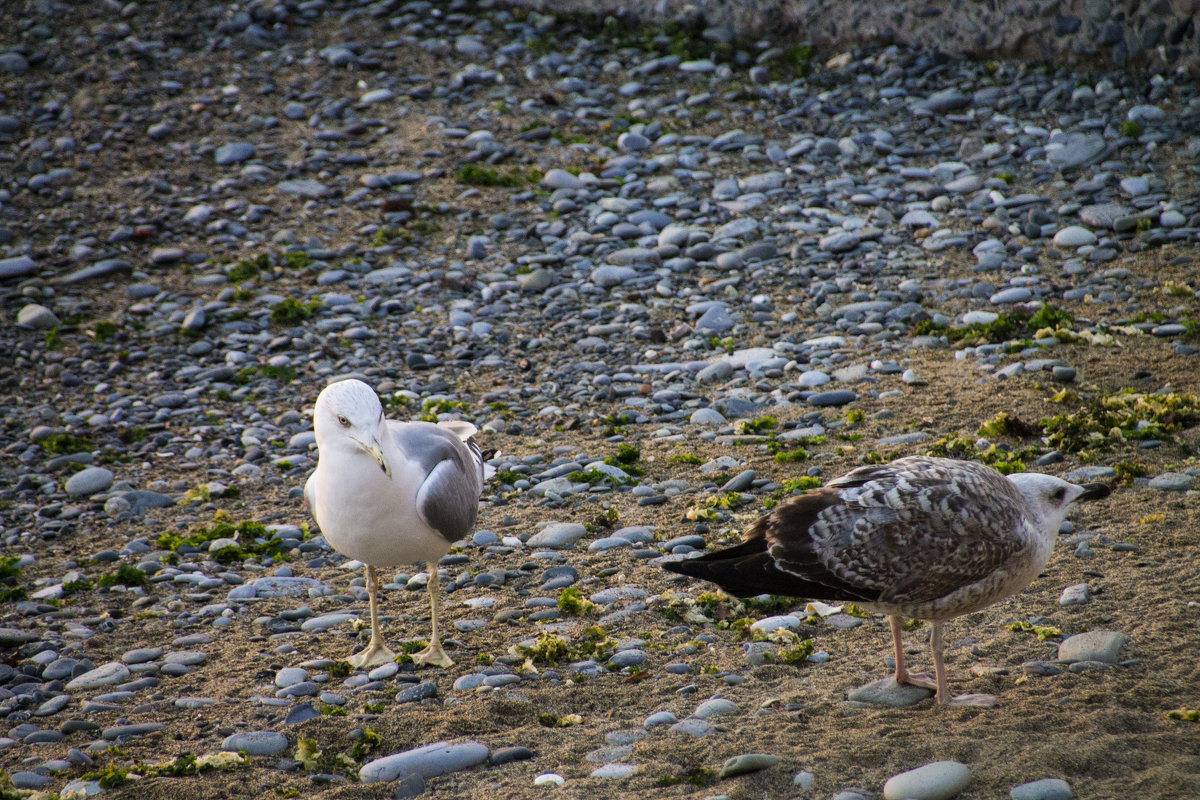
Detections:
[931, 621, 996, 707]
[890, 615, 936, 689]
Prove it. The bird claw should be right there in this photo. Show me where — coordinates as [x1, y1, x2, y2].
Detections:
[940, 692, 997, 708]
[346, 642, 397, 669]
[412, 643, 454, 668]
[896, 671, 938, 690]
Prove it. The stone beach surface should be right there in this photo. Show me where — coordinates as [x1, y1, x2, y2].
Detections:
[2, 1, 1200, 799]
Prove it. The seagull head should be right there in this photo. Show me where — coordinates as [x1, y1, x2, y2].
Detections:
[1006, 472, 1110, 534]
[313, 379, 391, 478]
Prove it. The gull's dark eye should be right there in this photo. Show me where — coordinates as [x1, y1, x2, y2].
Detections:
[337, 415, 350, 427]
[1051, 487, 1066, 502]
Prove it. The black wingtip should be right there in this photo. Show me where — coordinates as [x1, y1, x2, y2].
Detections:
[660, 557, 700, 577]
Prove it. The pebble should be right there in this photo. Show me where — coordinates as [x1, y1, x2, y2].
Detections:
[1058, 631, 1130, 664]
[222, 731, 289, 756]
[275, 667, 308, 688]
[17, 304, 60, 329]
[846, 677, 932, 707]
[883, 761, 971, 800]
[1010, 778, 1073, 800]
[1058, 584, 1091, 606]
[64, 467, 114, 497]
[103, 722, 164, 740]
[66, 662, 130, 691]
[0, 255, 37, 280]
[808, 390, 857, 407]
[669, 718, 713, 737]
[1148, 473, 1194, 491]
[750, 615, 802, 633]
[214, 142, 256, 165]
[489, 746, 534, 766]
[359, 741, 489, 783]
[526, 523, 587, 549]
[1052, 226, 1097, 248]
[644, 711, 677, 728]
[590, 763, 637, 778]
[692, 697, 739, 718]
[720, 753, 780, 778]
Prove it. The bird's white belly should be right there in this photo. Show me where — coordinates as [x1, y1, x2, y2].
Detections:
[312, 457, 451, 568]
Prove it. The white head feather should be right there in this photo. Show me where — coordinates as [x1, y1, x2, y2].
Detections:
[1006, 472, 1109, 536]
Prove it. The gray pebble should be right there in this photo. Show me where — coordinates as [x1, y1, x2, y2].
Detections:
[65, 467, 113, 497]
[359, 741, 489, 783]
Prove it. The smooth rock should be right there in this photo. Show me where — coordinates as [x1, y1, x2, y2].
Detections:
[1057, 631, 1129, 664]
[808, 390, 857, 407]
[276, 179, 329, 197]
[692, 698, 738, 718]
[883, 761, 971, 800]
[720, 753, 780, 779]
[1052, 226, 1097, 247]
[18, 304, 60, 329]
[222, 731, 289, 756]
[668, 718, 713, 737]
[1148, 473, 1193, 491]
[1058, 584, 1090, 606]
[65, 467, 113, 497]
[1010, 778, 1073, 800]
[66, 662, 130, 691]
[846, 677, 932, 707]
[526, 523, 587, 549]
[591, 763, 637, 778]
[215, 142, 255, 165]
[359, 741, 489, 783]
[0, 256, 37, 281]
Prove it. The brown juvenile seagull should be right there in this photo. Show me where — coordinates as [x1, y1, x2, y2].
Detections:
[663, 456, 1110, 706]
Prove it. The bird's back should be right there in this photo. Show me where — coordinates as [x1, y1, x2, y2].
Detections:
[666, 457, 1046, 619]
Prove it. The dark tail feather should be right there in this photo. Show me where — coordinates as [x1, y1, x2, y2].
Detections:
[662, 537, 871, 602]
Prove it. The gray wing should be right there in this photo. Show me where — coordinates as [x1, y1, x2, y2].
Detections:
[390, 421, 482, 543]
[437, 420, 485, 488]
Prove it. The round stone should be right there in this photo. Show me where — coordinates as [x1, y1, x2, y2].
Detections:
[17, 303, 60, 330]
[720, 753, 780, 779]
[65, 467, 113, 497]
[66, 662, 130, 691]
[883, 761, 971, 800]
[1010, 778, 1073, 800]
[990, 287, 1032, 304]
[214, 142, 256, 165]
[1057, 631, 1130, 664]
[274, 667, 308, 688]
[222, 731, 289, 756]
[692, 698, 738, 718]
[1052, 226, 1097, 247]
[689, 408, 726, 425]
[1147, 473, 1194, 491]
[807, 390, 857, 407]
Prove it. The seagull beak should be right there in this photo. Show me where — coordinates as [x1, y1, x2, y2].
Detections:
[1076, 482, 1110, 502]
[361, 437, 391, 478]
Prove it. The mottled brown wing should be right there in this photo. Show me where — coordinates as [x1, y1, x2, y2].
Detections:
[766, 457, 1034, 606]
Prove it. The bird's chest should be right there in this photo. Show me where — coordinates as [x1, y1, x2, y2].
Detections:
[312, 458, 444, 566]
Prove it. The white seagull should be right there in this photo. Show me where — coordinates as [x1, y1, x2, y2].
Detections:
[305, 379, 485, 669]
[663, 456, 1110, 707]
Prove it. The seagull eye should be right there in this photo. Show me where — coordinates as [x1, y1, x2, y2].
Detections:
[1051, 487, 1066, 502]
[337, 415, 350, 427]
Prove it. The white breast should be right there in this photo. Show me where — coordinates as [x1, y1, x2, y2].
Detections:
[311, 446, 452, 568]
